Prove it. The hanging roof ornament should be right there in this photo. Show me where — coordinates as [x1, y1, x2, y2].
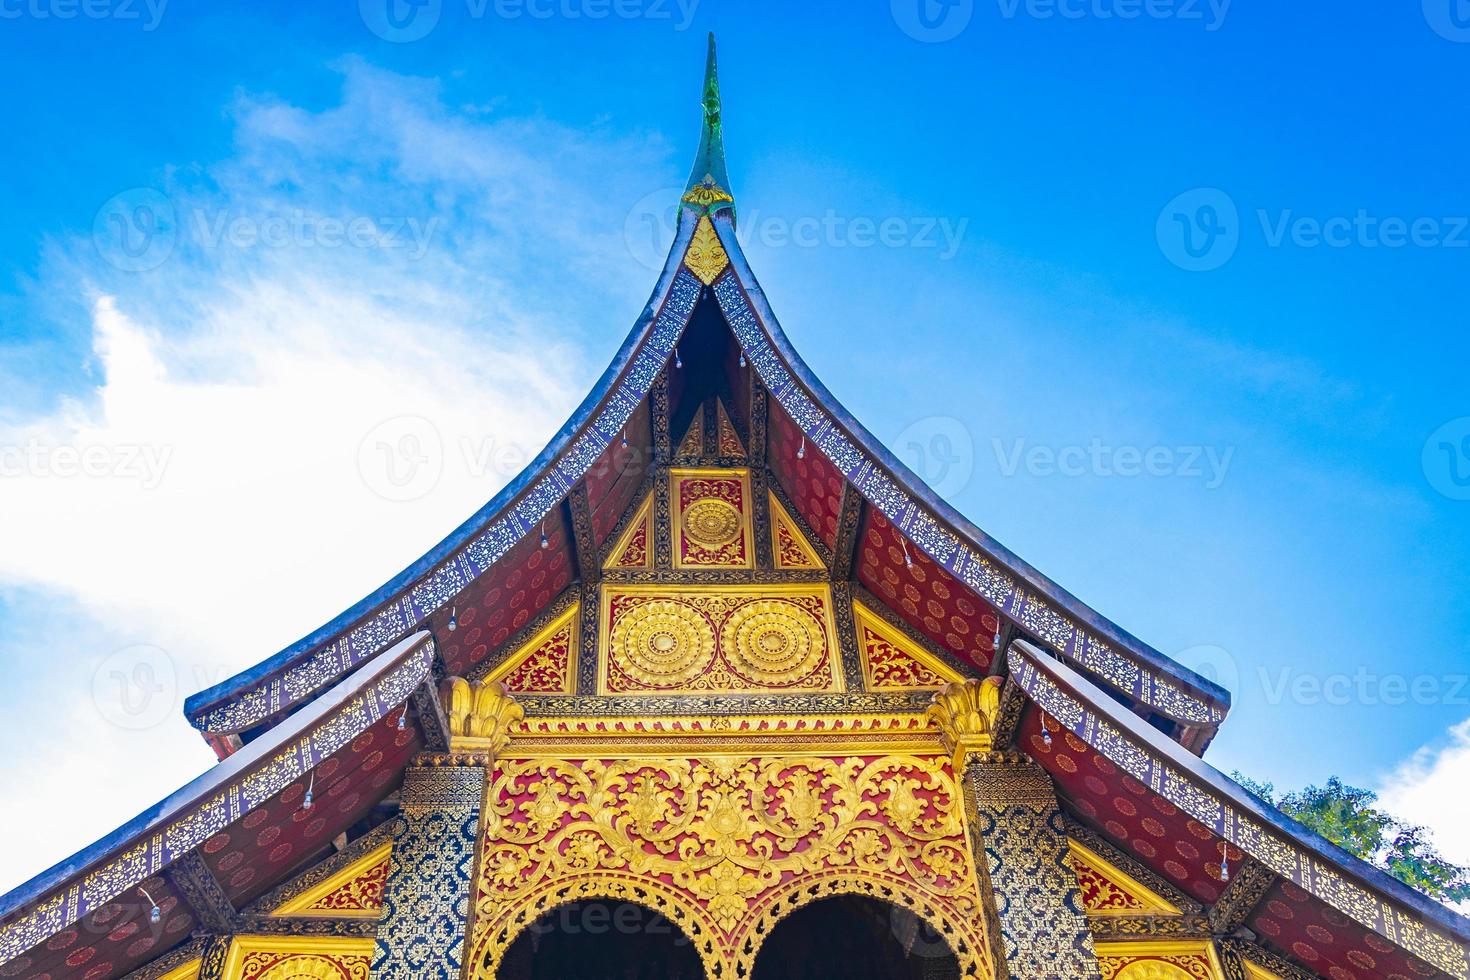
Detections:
[682, 33, 734, 216]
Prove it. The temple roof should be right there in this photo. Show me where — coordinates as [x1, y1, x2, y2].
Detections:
[3, 40, 1467, 980]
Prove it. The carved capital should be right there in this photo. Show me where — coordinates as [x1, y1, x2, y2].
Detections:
[927, 676, 1003, 768]
[439, 677, 523, 762]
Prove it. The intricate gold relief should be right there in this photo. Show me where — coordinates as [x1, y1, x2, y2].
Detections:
[684, 498, 743, 550]
[608, 598, 718, 688]
[853, 602, 964, 691]
[1097, 941, 1226, 980]
[769, 493, 824, 570]
[605, 494, 654, 570]
[271, 843, 392, 919]
[439, 677, 524, 760]
[685, 214, 730, 285]
[484, 605, 577, 695]
[467, 754, 991, 978]
[927, 677, 1004, 767]
[220, 936, 374, 980]
[1067, 840, 1181, 917]
[598, 585, 843, 695]
[683, 179, 734, 209]
[677, 411, 705, 458]
[715, 399, 744, 457]
[671, 468, 753, 569]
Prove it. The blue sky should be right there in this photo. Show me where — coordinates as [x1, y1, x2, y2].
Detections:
[1, 0, 1468, 894]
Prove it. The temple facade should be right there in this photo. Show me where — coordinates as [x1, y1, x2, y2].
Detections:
[3, 37, 1468, 980]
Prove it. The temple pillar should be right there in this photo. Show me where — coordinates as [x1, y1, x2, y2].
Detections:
[371, 679, 522, 980]
[930, 679, 1102, 980]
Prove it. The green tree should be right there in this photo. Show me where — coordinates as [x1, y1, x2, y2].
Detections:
[1234, 774, 1470, 906]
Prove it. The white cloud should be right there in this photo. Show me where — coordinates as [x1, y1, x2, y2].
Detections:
[1378, 718, 1470, 867]
[0, 59, 678, 894]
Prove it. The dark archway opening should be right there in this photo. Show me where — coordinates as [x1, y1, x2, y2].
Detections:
[497, 899, 705, 980]
[751, 895, 961, 980]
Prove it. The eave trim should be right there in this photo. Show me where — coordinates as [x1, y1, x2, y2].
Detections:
[0, 632, 435, 961]
[1008, 638, 1470, 978]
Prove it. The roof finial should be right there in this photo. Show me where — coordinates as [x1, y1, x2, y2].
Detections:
[683, 33, 734, 213]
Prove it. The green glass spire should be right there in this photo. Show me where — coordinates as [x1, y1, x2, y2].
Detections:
[683, 33, 733, 210]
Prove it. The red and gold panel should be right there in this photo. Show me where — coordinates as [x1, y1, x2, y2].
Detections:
[1024, 709, 1238, 905]
[598, 585, 843, 694]
[220, 936, 373, 980]
[270, 843, 392, 919]
[1096, 941, 1226, 979]
[432, 523, 575, 677]
[468, 754, 991, 978]
[1249, 879, 1446, 980]
[604, 494, 653, 570]
[858, 509, 999, 671]
[1068, 839, 1181, 916]
[484, 605, 577, 695]
[769, 493, 824, 570]
[767, 400, 843, 548]
[200, 716, 421, 908]
[671, 468, 753, 570]
[716, 399, 744, 457]
[852, 602, 963, 692]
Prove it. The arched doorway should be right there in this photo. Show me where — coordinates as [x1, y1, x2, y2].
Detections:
[496, 898, 706, 980]
[750, 895, 962, 980]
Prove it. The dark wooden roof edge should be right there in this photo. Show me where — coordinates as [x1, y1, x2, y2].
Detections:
[0, 632, 435, 960]
[710, 212, 1231, 730]
[1008, 638, 1470, 968]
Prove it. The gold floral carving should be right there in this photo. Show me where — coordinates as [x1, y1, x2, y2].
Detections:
[769, 493, 824, 570]
[927, 677, 1004, 767]
[672, 468, 753, 569]
[684, 499, 743, 550]
[605, 494, 653, 570]
[439, 677, 524, 760]
[854, 603, 963, 692]
[1068, 840, 1180, 917]
[1097, 941, 1226, 980]
[467, 754, 991, 978]
[683, 179, 734, 209]
[685, 215, 730, 285]
[271, 843, 392, 919]
[599, 586, 843, 695]
[220, 937, 374, 980]
[485, 606, 578, 695]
